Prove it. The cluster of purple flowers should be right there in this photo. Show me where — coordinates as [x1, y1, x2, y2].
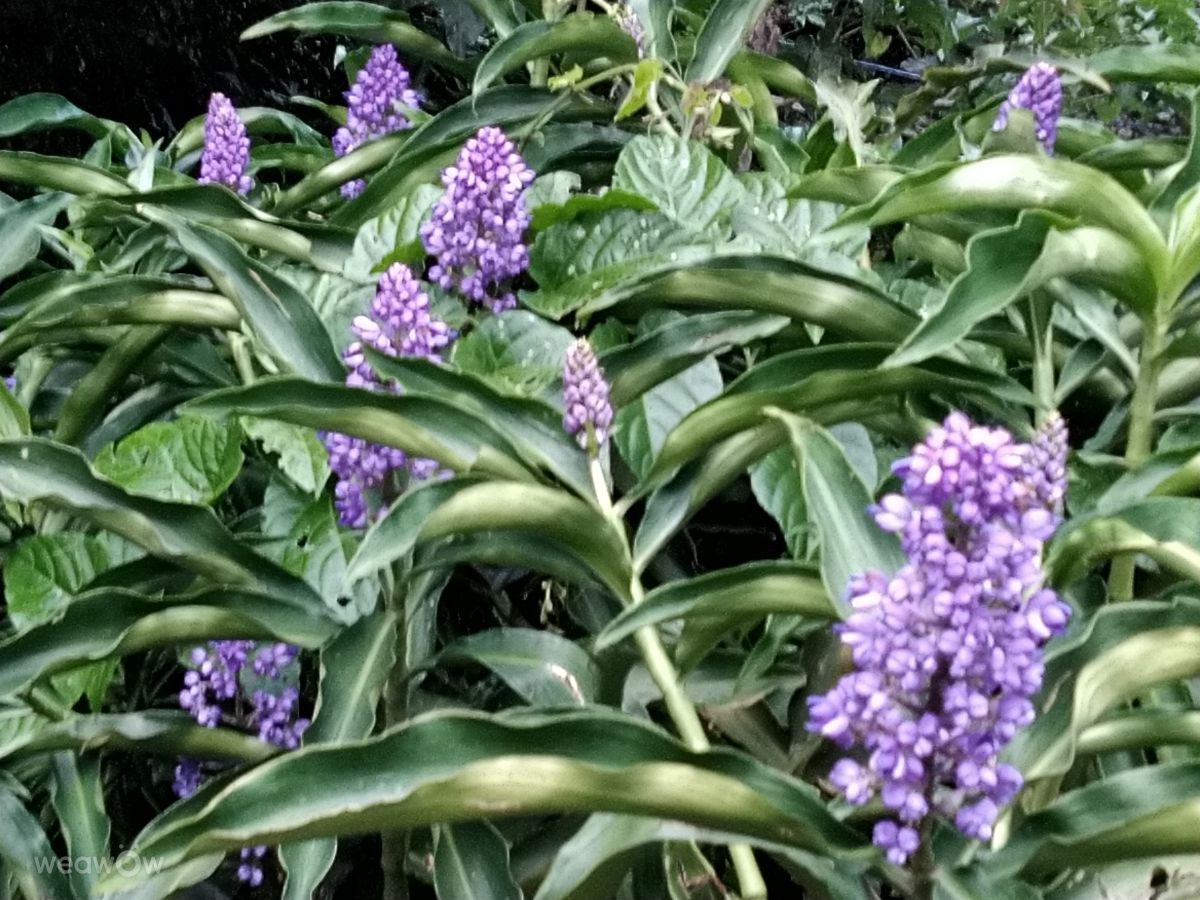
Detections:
[421, 126, 536, 314]
[333, 44, 422, 198]
[322, 263, 454, 527]
[993, 62, 1062, 154]
[807, 412, 1071, 866]
[562, 339, 614, 452]
[175, 640, 307, 887]
[199, 93, 253, 196]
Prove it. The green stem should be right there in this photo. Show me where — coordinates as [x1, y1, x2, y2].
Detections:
[382, 578, 411, 900]
[589, 458, 768, 900]
[1108, 316, 1167, 601]
[910, 816, 935, 900]
[1028, 296, 1056, 427]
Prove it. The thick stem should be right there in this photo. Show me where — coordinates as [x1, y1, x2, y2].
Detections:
[382, 579, 411, 900]
[589, 458, 768, 899]
[910, 817, 936, 900]
[1108, 316, 1167, 601]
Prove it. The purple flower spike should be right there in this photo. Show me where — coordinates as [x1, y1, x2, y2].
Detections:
[562, 338, 613, 452]
[333, 45, 421, 198]
[421, 126, 535, 313]
[807, 413, 1071, 866]
[199, 93, 253, 196]
[323, 265, 455, 525]
[172, 759, 203, 798]
[993, 62, 1062, 154]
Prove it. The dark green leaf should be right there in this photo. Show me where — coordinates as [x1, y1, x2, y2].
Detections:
[0, 785, 75, 900]
[474, 14, 638, 95]
[438, 628, 598, 706]
[0, 438, 325, 610]
[0, 586, 341, 699]
[435, 821, 523, 900]
[684, 0, 773, 83]
[112, 709, 869, 882]
[50, 752, 110, 900]
[598, 561, 833, 649]
[242, 1, 471, 75]
[0, 192, 71, 282]
[137, 209, 344, 383]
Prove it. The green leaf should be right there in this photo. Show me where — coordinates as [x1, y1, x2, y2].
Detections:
[419, 481, 632, 601]
[138, 209, 344, 383]
[534, 815, 688, 900]
[646, 345, 1031, 485]
[1046, 497, 1200, 588]
[4, 532, 141, 630]
[451, 310, 576, 396]
[0, 784, 75, 900]
[367, 354, 592, 496]
[342, 183, 442, 281]
[0, 438, 325, 610]
[887, 213, 1155, 368]
[840, 156, 1170, 294]
[0, 274, 237, 360]
[184, 377, 537, 483]
[241, 1, 471, 75]
[530, 187, 656, 231]
[613, 135, 745, 233]
[242, 417, 330, 496]
[617, 58, 664, 121]
[1005, 596, 1200, 788]
[684, 0, 773, 83]
[438, 628, 598, 706]
[0, 93, 132, 144]
[346, 476, 486, 585]
[0, 192, 70, 282]
[168, 106, 323, 157]
[574, 255, 915, 341]
[0, 150, 131, 197]
[813, 77, 878, 165]
[615, 352, 723, 481]
[435, 821, 523, 900]
[49, 752, 110, 900]
[0, 711, 275, 764]
[597, 561, 833, 650]
[602, 310, 789, 408]
[750, 446, 808, 558]
[990, 762, 1200, 879]
[772, 413, 903, 611]
[260, 477, 358, 615]
[634, 423, 786, 573]
[92, 416, 243, 505]
[474, 13, 638, 95]
[0, 379, 29, 440]
[280, 609, 399, 900]
[112, 709, 868, 883]
[524, 208, 721, 319]
[0, 586, 340, 700]
[1086, 43, 1200, 85]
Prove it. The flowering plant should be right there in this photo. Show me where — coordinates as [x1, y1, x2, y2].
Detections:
[0, 5, 1199, 900]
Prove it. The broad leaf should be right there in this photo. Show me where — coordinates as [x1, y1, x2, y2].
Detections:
[438, 628, 598, 706]
[684, 0, 773, 83]
[93, 416, 243, 505]
[613, 136, 745, 233]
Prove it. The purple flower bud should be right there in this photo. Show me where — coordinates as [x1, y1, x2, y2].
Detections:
[562, 338, 614, 451]
[612, 4, 646, 57]
[198, 93, 253, 196]
[421, 127, 535, 313]
[333, 45, 422, 199]
[993, 62, 1062, 154]
[809, 413, 1071, 865]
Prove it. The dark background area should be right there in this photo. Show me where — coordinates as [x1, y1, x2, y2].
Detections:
[0, 0, 344, 137]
